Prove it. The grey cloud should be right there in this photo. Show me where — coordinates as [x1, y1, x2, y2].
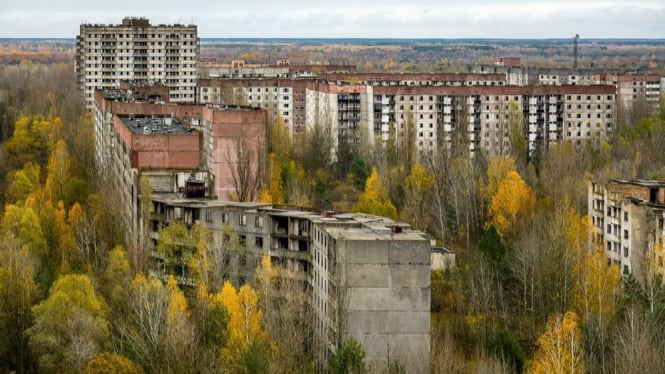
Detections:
[1, 1, 664, 38]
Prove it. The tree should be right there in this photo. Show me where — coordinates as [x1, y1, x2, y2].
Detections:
[4, 116, 53, 169]
[74, 194, 108, 270]
[611, 305, 664, 374]
[213, 224, 247, 289]
[255, 256, 313, 373]
[298, 121, 333, 175]
[259, 153, 285, 204]
[284, 159, 311, 207]
[191, 284, 228, 372]
[478, 225, 507, 264]
[228, 137, 264, 202]
[216, 281, 266, 372]
[528, 311, 585, 374]
[155, 222, 195, 277]
[481, 156, 517, 206]
[0, 234, 37, 373]
[488, 328, 525, 373]
[44, 139, 72, 204]
[122, 274, 195, 373]
[100, 246, 133, 345]
[83, 352, 144, 374]
[538, 142, 588, 211]
[401, 164, 434, 231]
[1, 203, 47, 259]
[329, 337, 368, 374]
[138, 176, 152, 267]
[487, 170, 535, 239]
[188, 224, 214, 291]
[122, 273, 168, 373]
[348, 153, 370, 191]
[352, 167, 397, 220]
[507, 99, 528, 168]
[28, 274, 110, 373]
[5, 162, 41, 204]
[163, 276, 197, 373]
[573, 248, 620, 325]
[267, 115, 291, 161]
[571, 248, 620, 373]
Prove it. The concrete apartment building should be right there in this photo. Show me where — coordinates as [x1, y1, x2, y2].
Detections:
[197, 74, 616, 158]
[596, 73, 662, 109]
[199, 59, 355, 79]
[474, 58, 662, 111]
[589, 179, 665, 283]
[148, 194, 431, 372]
[93, 82, 430, 371]
[93, 83, 266, 244]
[77, 17, 199, 111]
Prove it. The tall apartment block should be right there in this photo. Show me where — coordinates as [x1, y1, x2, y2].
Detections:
[589, 179, 665, 283]
[77, 17, 199, 111]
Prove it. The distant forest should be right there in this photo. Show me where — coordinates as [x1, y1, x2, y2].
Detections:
[2, 38, 665, 73]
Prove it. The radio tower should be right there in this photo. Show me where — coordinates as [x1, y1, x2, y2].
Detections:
[573, 34, 579, 69]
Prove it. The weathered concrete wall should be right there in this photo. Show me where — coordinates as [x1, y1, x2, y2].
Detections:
[342, 238, 430, 373]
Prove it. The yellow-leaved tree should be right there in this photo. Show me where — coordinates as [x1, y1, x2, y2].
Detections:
[5, 162, 41, 204]
[259, 153, 284, 204]
[216, 281, 266, 371]
[487, 170, 535, 238]
[83, 353, 144, 374]
[44, 139, 72, 204]
[529, 311, 585, 374]
[124, 273, 196, 372]
[28, 274, 110, 373]
[481, 155, 517, 205]
[572, 248, 620, 325]
[353, 167, 397, 219]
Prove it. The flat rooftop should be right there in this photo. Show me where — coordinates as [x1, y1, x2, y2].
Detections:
[152, 193, 273, 209]
[118, 115, 194, 135]
[612, 179, 665, 188]
[325, 225, 428, 241]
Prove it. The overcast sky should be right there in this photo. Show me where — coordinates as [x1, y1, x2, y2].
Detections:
[2, 0, 664, 38]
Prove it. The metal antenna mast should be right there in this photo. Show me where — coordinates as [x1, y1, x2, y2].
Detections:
[573, 34, 579, 69]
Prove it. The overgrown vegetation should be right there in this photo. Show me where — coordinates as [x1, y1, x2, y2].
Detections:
[1, 55, 665, 373]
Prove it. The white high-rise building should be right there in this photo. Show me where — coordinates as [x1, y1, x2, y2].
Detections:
[76, 17, 199, 111]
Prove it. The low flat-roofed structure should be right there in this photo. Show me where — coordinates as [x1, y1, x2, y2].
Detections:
[431, 246, 456, 272]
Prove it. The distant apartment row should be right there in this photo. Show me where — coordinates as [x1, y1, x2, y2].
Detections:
[197, 77, 616, 156]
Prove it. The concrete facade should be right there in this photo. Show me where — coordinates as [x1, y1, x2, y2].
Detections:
[147, 196, 432, 373]
[94, 86, 266, 244]
[77, 17, 199, 111]
[197, 76, 616, 159]
[589, 179, 665, 283]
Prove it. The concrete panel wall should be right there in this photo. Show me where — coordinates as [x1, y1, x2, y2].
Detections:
[388, 264, 430, 288]
[340, 236, 430, 373]
[345, 241, 389, 264]
[346, 287, 429, 312]
[346, 264, 389, 287]
[388, 241, 430, 264]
